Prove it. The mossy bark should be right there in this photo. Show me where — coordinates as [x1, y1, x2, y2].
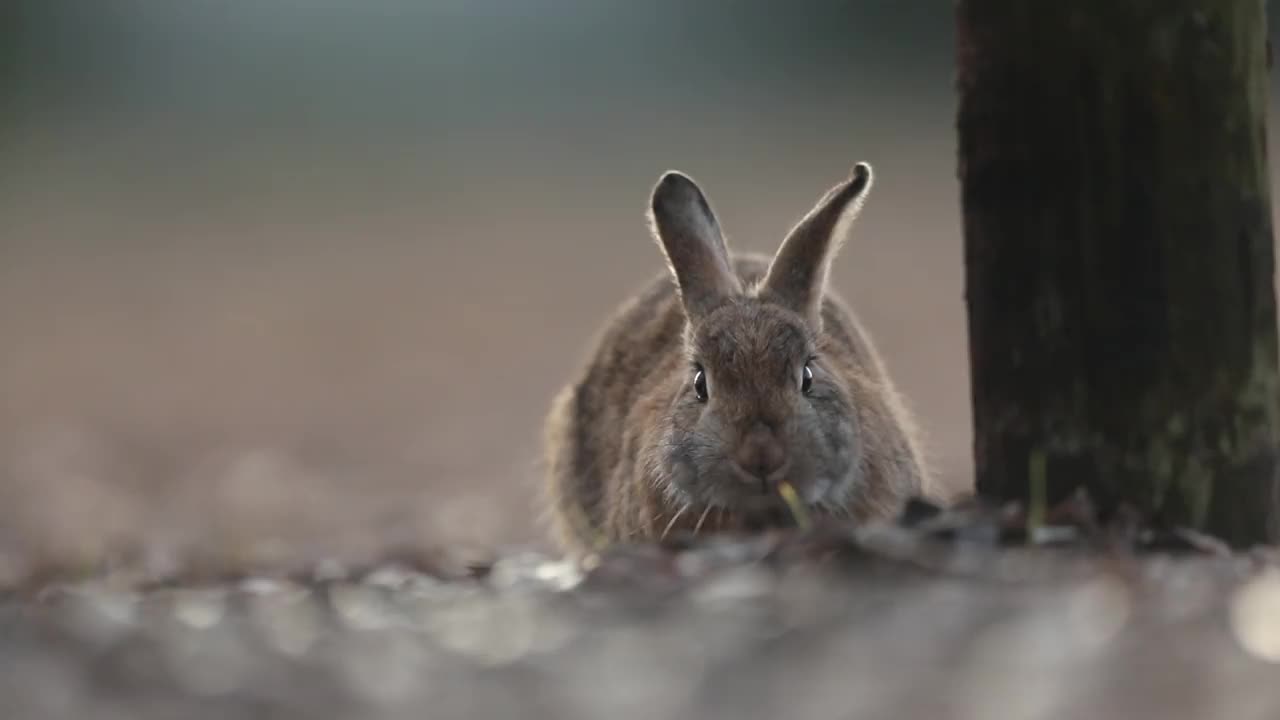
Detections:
[957, 0, 1280, 547]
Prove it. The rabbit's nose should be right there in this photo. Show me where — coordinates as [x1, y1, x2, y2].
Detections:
[734, 426, 788, 488]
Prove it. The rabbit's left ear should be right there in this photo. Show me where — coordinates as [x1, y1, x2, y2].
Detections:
[761, 163, 873, 329]
[648, 171, 743, 321]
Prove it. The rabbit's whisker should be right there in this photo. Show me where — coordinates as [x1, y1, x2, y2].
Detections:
[661, 504, 689, 540]
[693, 505, 714, 534]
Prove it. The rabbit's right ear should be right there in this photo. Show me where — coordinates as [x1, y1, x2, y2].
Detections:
[647, 171, 743, 320]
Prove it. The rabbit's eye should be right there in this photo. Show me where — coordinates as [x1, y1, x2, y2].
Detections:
[801, 363, 814, 394]
[693, 366, 708, 402]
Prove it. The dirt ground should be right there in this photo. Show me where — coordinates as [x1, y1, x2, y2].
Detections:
[6, 520, 1280, 720]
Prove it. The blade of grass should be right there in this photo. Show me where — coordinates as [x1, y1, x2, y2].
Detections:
[1028, 449, 1047, 539]
[778, 482, 812, 530]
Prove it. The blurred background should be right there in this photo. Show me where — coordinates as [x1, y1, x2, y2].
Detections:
[0, 1, 1273, 570]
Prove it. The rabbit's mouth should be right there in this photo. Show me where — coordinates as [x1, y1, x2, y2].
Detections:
[663, 456, 843, 528]
[705, 488, 804, 524]
[697, 474, 849, 530]
[722, 471, 834, 508]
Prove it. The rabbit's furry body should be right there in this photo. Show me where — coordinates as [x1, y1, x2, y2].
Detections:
[543, 164, 929, 556]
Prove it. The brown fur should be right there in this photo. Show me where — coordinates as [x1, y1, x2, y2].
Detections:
[542, 164, 930, 556]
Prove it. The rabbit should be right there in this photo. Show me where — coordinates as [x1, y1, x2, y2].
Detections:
[542, 162, 930, 556]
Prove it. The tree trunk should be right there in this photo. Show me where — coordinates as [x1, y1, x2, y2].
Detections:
[956, 0, 1280, 547]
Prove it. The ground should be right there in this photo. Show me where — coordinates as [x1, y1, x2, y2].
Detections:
[4, 498, 1280, 720]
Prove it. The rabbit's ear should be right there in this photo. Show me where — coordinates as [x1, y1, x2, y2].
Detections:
[647, 171, 742, 319]
[761, 163, 873, 328]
